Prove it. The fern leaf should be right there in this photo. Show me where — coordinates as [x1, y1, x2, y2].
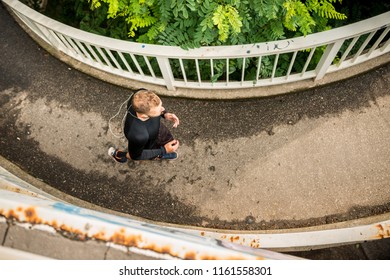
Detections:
[307, 0, 347, 20]
[226, 5, 242, 34]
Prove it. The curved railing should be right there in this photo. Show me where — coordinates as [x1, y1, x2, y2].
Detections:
[0, 165, 298, 259]
[1, 160, 390, 256]
[3, 0, 390, 92]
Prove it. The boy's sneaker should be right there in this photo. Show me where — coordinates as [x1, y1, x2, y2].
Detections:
[108, 147, 127, 163]
[158, 152, 178, 160]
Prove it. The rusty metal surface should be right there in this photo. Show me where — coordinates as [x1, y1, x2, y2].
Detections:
[2, 163, 390, 258]
[1, 164, 299, 259]
[375, 224, 390, 239]
[193, 222, 390, 251]
[1, 163, 390, 254]
[1, 189, 294, 260]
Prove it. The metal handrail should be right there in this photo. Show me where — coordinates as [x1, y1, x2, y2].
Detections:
[0, 166, 299, 259]
[3, 0, 390, 92]
[1, 164, 389, 253]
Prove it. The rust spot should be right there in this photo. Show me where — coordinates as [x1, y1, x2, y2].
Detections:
[59, 224, 87, 240]
[229, 236, 240, 242]
[375, 224, 390, 239]
[110, 231, 142, 247]
[201, 255, 217, 260]
[92, 231, 106, 240]
[160, 246, 172, 255]
[142, 243, 156, 251]
[7, 209, 20, 220]
[50, 220, 58, 229]
[124, 235, 140, 247]
[249, 239, 260, 248]
[110, 232, 126, 244]
[184, 252, 196, 260]
[24, 207, 42, 223]
[200, 232, 205, 236]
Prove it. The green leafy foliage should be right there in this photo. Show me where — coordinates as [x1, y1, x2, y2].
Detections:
[77, 0, 347, 46]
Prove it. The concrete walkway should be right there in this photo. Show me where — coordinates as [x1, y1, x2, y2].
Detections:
[1, 4, 390, 232]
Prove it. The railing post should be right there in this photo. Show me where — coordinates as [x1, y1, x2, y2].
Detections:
[156, 57, 176, 91]
[315, 40, 344, 81]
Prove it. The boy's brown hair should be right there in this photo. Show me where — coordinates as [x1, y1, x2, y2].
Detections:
[132, 89, 161, 114]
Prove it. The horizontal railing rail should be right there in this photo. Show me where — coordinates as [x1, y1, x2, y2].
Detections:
[3, 0, 390, 92]
[0, 166, 299, 259]
[1, 161, 390, 252]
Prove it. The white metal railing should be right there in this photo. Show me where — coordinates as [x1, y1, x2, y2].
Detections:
[3, 0, 390, 92]
[0, 166, 299, 259]
[1, 163, 390, 252]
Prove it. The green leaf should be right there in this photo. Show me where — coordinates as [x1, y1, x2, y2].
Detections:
[182, 7, 189, 19]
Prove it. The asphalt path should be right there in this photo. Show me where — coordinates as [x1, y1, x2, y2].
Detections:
[1, 4, 390, 231]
